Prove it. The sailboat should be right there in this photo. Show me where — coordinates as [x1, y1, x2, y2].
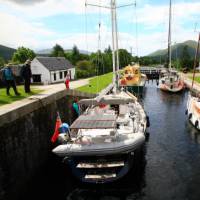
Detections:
[52, 0, 148, 183]
[158, 0, 184, 92]
[186, 33, 200, 130]
[119, 63, 147, 96]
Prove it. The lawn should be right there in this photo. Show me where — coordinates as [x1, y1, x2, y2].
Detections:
[0, 85, 43, 106]
[188, 75, 200, 84]
[77, 72, 113, 94]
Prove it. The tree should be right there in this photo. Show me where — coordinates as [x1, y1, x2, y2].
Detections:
[118, 49, 132, 68]
[104, 45, 112, 54]
[76, 60, 95, 78]
[51, 44, 65, 57]
[0, 57, 5, 66]
[71, 45, 80, 65]
[12, 47, 36, 64]
[180, 45, 193, 69]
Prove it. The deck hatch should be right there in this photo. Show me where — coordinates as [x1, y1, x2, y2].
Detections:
[70, 114, 116, 129]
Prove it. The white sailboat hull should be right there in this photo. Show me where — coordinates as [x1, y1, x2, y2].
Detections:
[186, 94, 200, 130]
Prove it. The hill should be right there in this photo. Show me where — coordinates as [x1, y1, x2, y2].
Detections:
[0, 45, 16, 61]
[37, 48, 91, 56]
[148, 40, 198, 61]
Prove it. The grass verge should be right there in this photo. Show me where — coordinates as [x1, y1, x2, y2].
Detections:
[76, 72, 113, 94]
[0, 85, 43, 106]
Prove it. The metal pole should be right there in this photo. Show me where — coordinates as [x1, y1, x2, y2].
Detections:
[168, 0, 172, 70]
[114, 0, 120, 89]
[111, 0, 116, 90]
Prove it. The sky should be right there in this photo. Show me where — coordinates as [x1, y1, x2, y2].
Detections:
[0, 0, 199, 56]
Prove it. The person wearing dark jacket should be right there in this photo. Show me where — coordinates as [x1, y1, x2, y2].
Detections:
[21, 59, 32, 93]
[2, 63, 20, 96]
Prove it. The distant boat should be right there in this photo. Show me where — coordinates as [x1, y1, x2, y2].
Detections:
[186, 32, 200, 130]
[52, 0, 148, 183]
[119, 63, 146, 96]
[158, 0, 184, 93]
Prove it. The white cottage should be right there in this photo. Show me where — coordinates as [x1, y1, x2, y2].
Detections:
[31, 57, 75, 84]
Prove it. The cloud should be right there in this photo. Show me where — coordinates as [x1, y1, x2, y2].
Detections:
[5, 0, 45, 5]
[0, 12, 55, 49]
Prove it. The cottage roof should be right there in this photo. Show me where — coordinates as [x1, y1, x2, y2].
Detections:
[36, 57, 74, 71]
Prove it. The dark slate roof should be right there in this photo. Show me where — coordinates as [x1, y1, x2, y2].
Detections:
[36, 57, 74, 71]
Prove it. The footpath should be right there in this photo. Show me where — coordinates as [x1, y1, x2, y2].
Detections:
[0, 78, 89, 117]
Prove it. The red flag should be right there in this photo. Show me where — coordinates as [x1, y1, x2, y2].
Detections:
[51, 113, 62, 143]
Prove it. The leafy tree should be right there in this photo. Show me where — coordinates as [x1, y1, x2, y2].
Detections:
[76, 60, 95, 78]
[51, 44, 65, 57]
[118, 49, 132, 68]
[71, 45, 80, 65]
[180, 45, 193, 69]
[12, 47, 36, 64]
[0, 57, 5, 66]
[104, 45, 112, 54]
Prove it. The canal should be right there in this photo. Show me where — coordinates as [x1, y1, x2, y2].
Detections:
[21, 82, 200, 200]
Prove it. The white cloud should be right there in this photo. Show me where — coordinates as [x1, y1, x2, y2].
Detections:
[0, 0, 199, 56]
[0, 13, 55, 49]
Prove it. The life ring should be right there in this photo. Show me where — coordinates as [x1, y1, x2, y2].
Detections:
[188, 113, 192, 120]
[195, 120, 199, 129]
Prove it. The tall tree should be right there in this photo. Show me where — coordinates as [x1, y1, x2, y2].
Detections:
[12, 47, 36, 64]
[180, 45, 192, 69]
[51, 44, 65, 57]
[71, 45, 80, 65]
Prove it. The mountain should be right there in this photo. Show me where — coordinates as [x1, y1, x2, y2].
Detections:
[0, 45, 16, 61]
[148, 40, 198, 61]
[37, 48, 91, 55]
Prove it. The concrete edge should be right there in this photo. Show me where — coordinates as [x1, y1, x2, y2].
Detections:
[0, 89, 95, 127]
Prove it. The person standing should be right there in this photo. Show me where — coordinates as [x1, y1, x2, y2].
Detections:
[64, 72, 70, 89]
[21, 59, 32, 93]
[2, 63, 20, 96]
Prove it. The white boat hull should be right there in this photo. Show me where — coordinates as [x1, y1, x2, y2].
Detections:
[186, 94, 200, 130]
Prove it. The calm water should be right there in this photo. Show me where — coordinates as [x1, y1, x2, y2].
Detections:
[22, 82, 200, 200]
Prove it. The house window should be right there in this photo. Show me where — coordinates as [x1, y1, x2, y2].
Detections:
[54, 73, 56, 81]
[64, 70, 67, 77]
[60, 71, 63, 79]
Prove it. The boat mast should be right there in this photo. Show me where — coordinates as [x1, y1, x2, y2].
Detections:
[191, 32, 200, 88]
[168, 0, 172, 70]
[111, 0, 119, 91]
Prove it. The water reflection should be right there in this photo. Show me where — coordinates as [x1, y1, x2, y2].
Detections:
[185, 121, 200, 144]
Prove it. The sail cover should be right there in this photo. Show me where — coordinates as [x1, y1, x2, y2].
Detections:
[70, 114, 116, 129]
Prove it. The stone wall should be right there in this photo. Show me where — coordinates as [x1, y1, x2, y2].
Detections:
[0, 89, 94, 200]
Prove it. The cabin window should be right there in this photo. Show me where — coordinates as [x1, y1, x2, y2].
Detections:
[54, 73, 56, 81]
[60, 71, 63, 79]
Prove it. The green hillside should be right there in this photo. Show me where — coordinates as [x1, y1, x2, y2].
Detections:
[148, 40, 198, 61]
[0, 45, 16, 61]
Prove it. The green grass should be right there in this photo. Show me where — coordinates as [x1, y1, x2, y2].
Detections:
[77, 72, 113, 94]
[0, 85, 43, 106]
[189, 75, 200, 84]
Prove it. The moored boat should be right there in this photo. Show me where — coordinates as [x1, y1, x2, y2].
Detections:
[52, 0, 148, 183]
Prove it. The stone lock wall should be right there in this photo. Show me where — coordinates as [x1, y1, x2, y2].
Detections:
[0, 89, 94, 200]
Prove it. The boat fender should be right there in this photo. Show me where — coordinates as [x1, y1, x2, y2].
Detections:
[146, 116, 150, 127]
[188, 113, 192, 120]
[195, 120, 199, 129]
[185, 109, 188, 115]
